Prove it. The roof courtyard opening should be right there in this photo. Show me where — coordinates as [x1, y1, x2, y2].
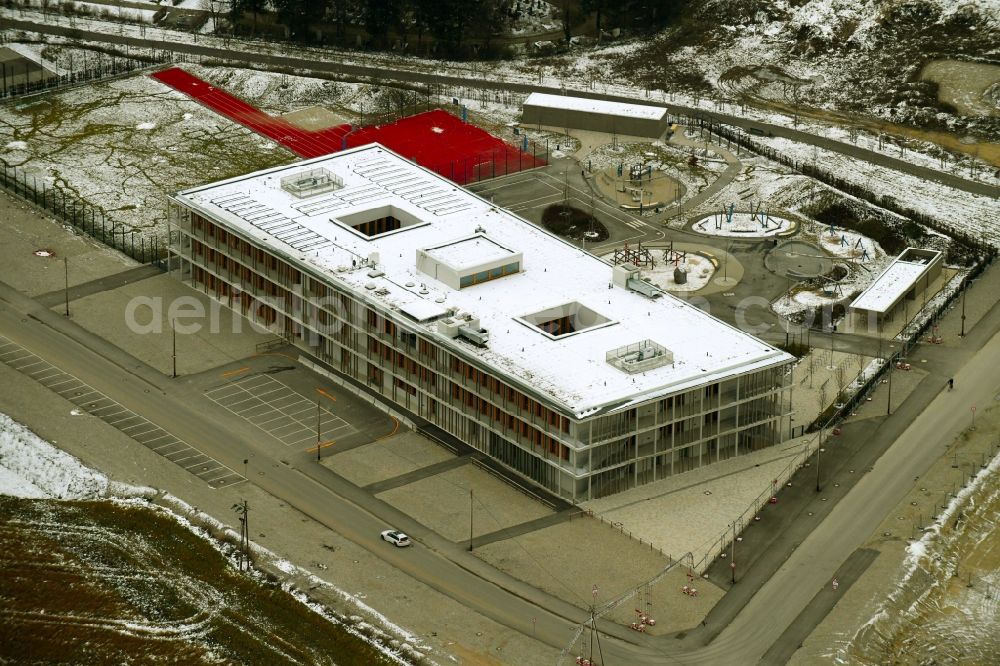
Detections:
[519, 302, 615, 339]
[334, 204, 428, 240]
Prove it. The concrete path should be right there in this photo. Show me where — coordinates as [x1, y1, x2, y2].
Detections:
[363, 455, 471, 494]
[659, 126, 742, 220]
[464, 507, 583, 549]
[34, 264, 163, 307]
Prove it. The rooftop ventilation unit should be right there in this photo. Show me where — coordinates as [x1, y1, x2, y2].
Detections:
[612, 263, 663, 299]
[280, 167, 344, 198]
[437, 314, 490, 347]
[606, 340, 673, 374]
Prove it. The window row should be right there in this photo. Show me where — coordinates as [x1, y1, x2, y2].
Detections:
[451, 358, 570, 433]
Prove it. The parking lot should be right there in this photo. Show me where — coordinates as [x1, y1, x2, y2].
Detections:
[205, 373, 353, 449]
[0, 334, 244, 489]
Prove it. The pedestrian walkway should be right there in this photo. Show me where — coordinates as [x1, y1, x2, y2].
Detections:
[34, 264, 162, 307]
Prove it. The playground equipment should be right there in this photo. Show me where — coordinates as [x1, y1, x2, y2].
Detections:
[613, 241, 656, 268]
[662, 243, 688, 266]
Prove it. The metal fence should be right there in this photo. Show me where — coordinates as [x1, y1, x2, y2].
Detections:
[690, 255, 991, 575]
[0, 51, 173, 101]
[0, 163, 165, 266]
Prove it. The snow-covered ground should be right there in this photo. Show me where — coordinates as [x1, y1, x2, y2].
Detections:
[0, 411, 109, 499]
[0, 409, 420, 663]
[771, 220, 890, 321]
[843, 436, 1000, 664]
[1, 9, 994, 252]
[693, 212, 793, 238]
[753, 135, 1000, 246]
[6, 2, 994, 187]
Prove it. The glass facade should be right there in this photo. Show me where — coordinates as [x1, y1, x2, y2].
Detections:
[167, 201, 792, 501]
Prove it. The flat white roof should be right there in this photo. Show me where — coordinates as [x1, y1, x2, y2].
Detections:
[524, 92, 667, 121]
[425, 235, 515, 271]
[850, 249, 940, 313]
[173, 145, 790, 418]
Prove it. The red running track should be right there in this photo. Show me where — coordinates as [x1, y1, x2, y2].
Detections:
[151, 67, 543, 184]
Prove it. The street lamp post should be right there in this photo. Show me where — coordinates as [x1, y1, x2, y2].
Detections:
[886, 361, 893, 415]
[63, 257, 70, 317]
[171, 318, 177, 378]
[730, 522, 736, 584]
[815, 444, 824, 492]
[316, 398, 322, 462]
[960, 279, 968, 337]
[468, 488, 474, 551]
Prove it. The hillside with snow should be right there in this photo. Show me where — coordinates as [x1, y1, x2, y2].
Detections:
[606, 0, 999, 142]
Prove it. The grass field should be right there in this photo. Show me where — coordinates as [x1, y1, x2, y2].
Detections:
[0, 496, 398, 665]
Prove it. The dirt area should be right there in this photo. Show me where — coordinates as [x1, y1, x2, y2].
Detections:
[541, 203, 609, 241]
[0, 191, 137, 296]
[0, 495, 393, 665]
[281, 105, 350, 131]
[376, 464, 553, 543]
[920, 59, 1000, 118]
[790, 350, 876, 429]
[0, 64, 293, 239]
[760, 97, 1000, 168]
[64, 273, 275, 376]
[328, 431, 454, 487]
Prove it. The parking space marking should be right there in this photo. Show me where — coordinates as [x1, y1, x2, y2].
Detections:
[0, 334, 244, 489]
[206, 374, 352, 446]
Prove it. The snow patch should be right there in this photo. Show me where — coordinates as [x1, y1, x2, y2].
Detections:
[0, 412, 108, 499]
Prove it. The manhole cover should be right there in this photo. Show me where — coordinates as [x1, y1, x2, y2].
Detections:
[33, 248, 55, 257]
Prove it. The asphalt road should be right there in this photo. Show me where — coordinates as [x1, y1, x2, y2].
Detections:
[2, 16, 997, 200]
[0, 279, 667, 664]
[3, 248, 1000, 665]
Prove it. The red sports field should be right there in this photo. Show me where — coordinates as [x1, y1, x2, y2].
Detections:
[151, 67, 544, 184]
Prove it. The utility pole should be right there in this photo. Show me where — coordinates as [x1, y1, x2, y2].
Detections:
[960, 279, 968, 337]
[171, 318, 177, 378]
[468, 488, 474, 551]
[63, 257, 70, 316]
[232, 500, 250, 571]
[730, 522, 736, 584]
[815, 443, 823, 492]
[886, 361, 893, 415]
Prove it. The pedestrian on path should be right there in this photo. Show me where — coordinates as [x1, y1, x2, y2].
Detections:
[948, 378, 954, 390]
[831, 578, 839, 591]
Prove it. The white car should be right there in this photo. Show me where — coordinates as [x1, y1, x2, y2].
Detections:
[380, 530, 411, 547]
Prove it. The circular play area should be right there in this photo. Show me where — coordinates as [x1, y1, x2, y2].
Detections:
[692, 211, 795, 238]
[766, 240, 834, 279]
[593, 166, 684, 210]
